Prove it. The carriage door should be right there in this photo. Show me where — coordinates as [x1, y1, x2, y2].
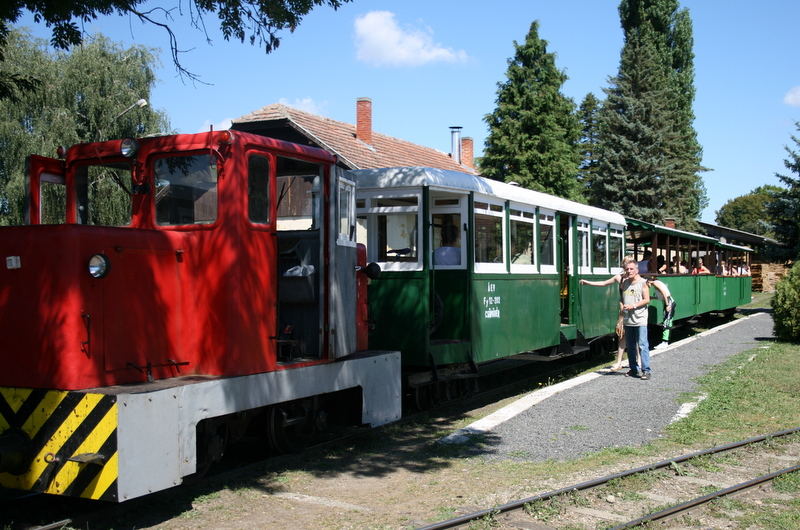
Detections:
[25, 155, 66, 224]
[559, 214, 573, 323]
[429, 192, 467, 341]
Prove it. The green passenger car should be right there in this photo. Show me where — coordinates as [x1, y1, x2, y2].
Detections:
[350, 167, 627, 393]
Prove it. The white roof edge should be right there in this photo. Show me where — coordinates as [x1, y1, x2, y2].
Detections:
[349, 167, 626, 225]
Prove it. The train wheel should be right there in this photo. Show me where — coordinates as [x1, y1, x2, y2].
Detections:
[413, 384, 433, 410]
[190, 419, 229, 481]
[266, 403, 307, 454]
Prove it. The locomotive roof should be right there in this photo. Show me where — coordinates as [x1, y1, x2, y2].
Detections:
[350, 166, 626, 226]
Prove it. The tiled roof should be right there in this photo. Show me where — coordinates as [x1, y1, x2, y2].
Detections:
[233, 104, 476, 174]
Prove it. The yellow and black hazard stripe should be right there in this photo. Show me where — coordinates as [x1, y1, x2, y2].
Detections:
[0, 387, 119, 501]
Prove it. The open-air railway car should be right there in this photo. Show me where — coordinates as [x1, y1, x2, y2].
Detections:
[0, 130, 400, 501]
[625, 218, 752, 327]
[351, 167, 627, 401]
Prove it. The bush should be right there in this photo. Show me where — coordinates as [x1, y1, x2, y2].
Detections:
[772, 261, 800, 341]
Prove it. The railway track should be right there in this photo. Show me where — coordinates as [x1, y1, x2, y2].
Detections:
[419, 427, 800, 529]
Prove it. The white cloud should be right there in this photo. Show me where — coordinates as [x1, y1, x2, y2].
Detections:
[784, 86, 800, 107]
[354, 11, 468, 67]
[197, 118, 232, 133]
[277, 97, 326, 115]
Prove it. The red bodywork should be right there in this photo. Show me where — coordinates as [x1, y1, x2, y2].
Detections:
[0, 131, 342, 390]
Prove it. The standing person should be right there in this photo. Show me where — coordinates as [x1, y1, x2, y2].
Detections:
[433, 224, 461, 266]
[647, 277, 676, 350]
[579, 256, 636, 371]
[638, 250, 652, 274]
[620, 260, 651, 379]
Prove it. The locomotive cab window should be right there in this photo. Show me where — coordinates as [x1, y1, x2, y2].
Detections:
[474, 199, 505, 274]
[337, 178, 356, 246]
[276, 157, 322, 231]
[39, 175, 66, 225]
[155, 154, 217, 226]
[75, 161, 133, 226]
[248, 154, 270, 224]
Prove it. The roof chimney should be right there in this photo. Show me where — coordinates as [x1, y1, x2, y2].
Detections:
[461, 137, 474, 168]
[450, 126, 462, 164]
[663, 217, 676, 229]
[356, 97, 372, 144]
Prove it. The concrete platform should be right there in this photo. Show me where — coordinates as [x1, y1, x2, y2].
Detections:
[440, 312, 773, 461]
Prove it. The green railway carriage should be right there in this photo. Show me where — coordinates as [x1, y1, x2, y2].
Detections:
[624, 218, 752, 328]
[350, 167, 627, 395]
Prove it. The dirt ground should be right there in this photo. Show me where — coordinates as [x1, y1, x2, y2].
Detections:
[105, 401, 696, 529]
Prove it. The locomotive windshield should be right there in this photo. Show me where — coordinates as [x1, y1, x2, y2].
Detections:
[155, 154, 218, 226]
[75, 161, 133, 226]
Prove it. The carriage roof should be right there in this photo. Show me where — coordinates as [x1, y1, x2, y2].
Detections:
[349, 166, 626, 226]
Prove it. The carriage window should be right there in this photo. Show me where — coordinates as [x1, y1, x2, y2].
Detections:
[377, 213, 417, 261]
[276, 157, 322, 231]
[510, 219, 534, 266]
[155, 154, 217, 226]
[592, 226, 608, 270]
[539, 214, 555, 267]
[475, 203, 503, 265]
[40, 180, 66, 224]
[75, 162, 133, 226]
[577, 222, 590, 269]
[609, 229, 624, 269]
[376, 197, 418, 207]
[248, 155, 270, 224]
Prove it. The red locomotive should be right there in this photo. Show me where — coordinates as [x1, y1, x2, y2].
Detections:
[0, 130, 399, 501]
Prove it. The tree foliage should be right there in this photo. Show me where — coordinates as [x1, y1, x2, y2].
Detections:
[0, 0, 351, 87]
[481, 21, 583, 202]
[715, 185, 781, 237]
[772, 261, 800, 342]
[0, 29, 170, 225]
[577, 92, 601, 198]
[767, 121, 800, 260]
[593, 0, 705, 230]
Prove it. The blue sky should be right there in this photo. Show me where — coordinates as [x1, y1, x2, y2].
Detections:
[15, 1, 800, 222]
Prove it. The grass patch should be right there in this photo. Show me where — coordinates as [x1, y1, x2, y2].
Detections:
[598, 470, 664, 500]
[665, 341, 800, 446]
[774, 470, 800, 493]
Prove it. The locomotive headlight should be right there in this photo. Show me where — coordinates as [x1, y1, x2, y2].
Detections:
[88, 254, 110, 278]
[120, 138, 139, 157]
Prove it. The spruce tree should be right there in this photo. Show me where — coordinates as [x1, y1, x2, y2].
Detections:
[481, 21, 583, 202]
[596, 29, 673, 221]
[767, 122, 800, 260]
[577, 92, 601, 200]
[594, 0, 705, 228]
